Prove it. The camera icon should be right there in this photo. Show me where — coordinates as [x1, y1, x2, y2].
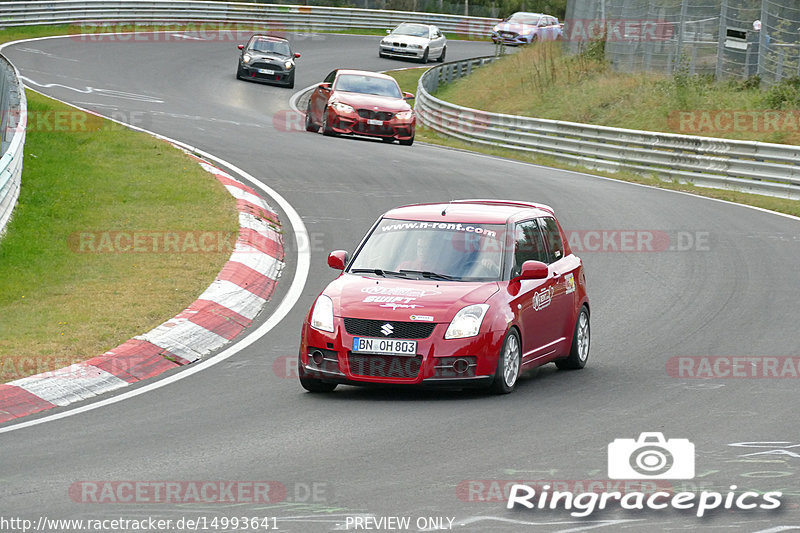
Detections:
[608, 432, 695, 479]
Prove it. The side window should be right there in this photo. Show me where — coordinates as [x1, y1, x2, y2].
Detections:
[324, 70, 337, 85]
[540, 217, 565, 263]
[511, 220, 548, 277]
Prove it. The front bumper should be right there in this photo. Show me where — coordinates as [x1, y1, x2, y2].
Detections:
[239, 62, 294, 85]
[300, 319, 503, 388]
[326, 108, 415, 140]
[379, 44, 425, 59]
[491, 32, 533, 45]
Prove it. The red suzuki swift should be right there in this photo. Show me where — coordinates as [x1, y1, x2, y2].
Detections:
[298, 200, 590, 394]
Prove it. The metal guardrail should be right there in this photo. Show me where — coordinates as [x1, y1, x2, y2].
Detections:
[415, 57, 800, 200]
[0, 55, 26, 239]
[0, 0, 499, 35]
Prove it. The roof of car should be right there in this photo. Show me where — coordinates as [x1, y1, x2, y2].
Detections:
[335, 69, 396, 81]
[250, 35, 289, 42]
[384, 200, 555, 225]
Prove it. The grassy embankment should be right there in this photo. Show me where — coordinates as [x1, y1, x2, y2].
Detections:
[0, 90, 238, 382]
[386, 42, 800, 217]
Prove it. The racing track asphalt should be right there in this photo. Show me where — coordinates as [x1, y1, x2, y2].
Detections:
[1, 32, 799, 532]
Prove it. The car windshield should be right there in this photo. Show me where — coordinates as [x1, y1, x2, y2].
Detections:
[392, 23, 430, 37]
[507, 13, 542, 25]
[335, 74, 402, 98]
[348, 218, 506, 281]
[250, 39, 290, 56]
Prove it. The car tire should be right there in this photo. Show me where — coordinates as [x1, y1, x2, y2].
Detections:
[236, 64, 245, 80]
[322, 107, 336, 136]
[556, 306, 590, 370]
[286, 73, 295, 89]
[437, 46, 446, 63]
[529, 34, 538, 45]
[419, 47, 429, 63]
[399, 135, 414, 146]
[304, 102, 318, 132]
[490, 329, 521, 394]
[298, 357, 337, 392]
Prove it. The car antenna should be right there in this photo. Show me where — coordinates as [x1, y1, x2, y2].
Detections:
[442, 201, 453, 217]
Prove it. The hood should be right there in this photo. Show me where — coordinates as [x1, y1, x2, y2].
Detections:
[332, 92, 411, 113]
[324, 274, 499, 323]
[493, 22, 538, 34]
[383, 34, 431, 47]
[247, 52, 290, 62]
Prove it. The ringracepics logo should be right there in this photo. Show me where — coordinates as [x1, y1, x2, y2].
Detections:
[506, 433, 783, 517]
[609, 432, 694, 480]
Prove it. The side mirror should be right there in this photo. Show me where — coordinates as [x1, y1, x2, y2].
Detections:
[513, 260, 549, 282]
[319, 82, 332, 91]
[237, 44, 244, 50]
[328, 250, 348, 270]
[294, 52, 301, 58]
[403, 91, 415, 100]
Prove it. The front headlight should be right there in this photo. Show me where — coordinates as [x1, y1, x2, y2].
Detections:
[444, 304, 489, 339]
[243, 53, 251, 63]
[330, 102, 356, 114]
[284, 60, 294, 69]
[310, 295, 334, 332]
[409, 44, 423, 49]
[396, 110, 414, 120]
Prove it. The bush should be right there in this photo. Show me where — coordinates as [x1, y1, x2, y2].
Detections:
[763, 76, 800, 109]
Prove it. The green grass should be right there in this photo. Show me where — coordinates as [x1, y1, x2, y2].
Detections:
[384, 65, 800, 218]
[434, 43, 800, 145]
[0, 91, 238, 381]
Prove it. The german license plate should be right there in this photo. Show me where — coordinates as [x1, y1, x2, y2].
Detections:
[367, 119, 383, 126]
[258, 68, 275, 75]
[352, 337, 417, 356]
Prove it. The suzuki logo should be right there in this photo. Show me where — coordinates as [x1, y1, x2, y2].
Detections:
[380, 323, 394, 336]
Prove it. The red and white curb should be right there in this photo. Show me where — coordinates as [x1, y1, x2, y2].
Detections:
[0, 153, 284, 424]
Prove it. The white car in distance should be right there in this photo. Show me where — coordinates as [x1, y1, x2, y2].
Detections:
[379, 23, 447, 63]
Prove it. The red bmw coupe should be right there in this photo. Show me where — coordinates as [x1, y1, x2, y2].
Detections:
[298, 200, 590, 394]
[305, 69, 416, 145]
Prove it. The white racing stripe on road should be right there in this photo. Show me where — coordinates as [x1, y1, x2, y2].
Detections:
[10, 365, 128, 406]
[239, 211, 281, 240]
[198, 279, 268, 320]
[137, 317, 230, 363]
[19, 75, 165, 103]
[0, 35, 311, 434]
[224, 184, 271, 208]
[15, 47, 79, 62]
[229, 244, 282, 279]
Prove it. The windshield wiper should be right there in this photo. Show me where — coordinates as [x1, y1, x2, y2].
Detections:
[398, 270, 460, 281]
[350, 268, 408, 278]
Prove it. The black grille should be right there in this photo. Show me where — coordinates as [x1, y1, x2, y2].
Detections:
[348, 353, 422, 378]
[357, 109, 395, 121]
[250, 62, 284, 71]
[388, 42, 408, 47]
[344, 318, 436, 339]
